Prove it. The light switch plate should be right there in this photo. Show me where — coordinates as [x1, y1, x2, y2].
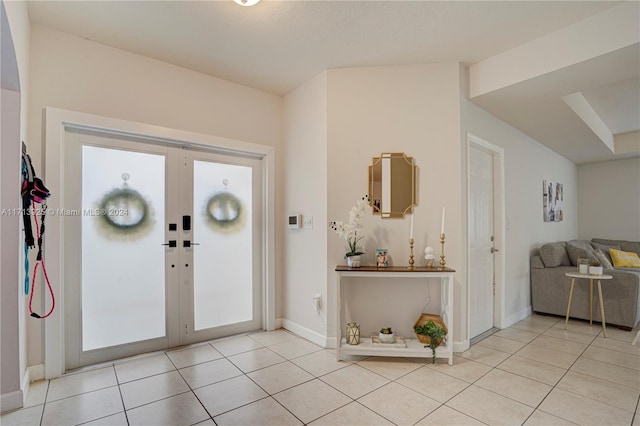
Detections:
[303, 216, 313, 229]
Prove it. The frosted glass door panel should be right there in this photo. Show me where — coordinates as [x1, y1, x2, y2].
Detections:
[193, 161, 252, 330]
[82, 146, 166, 351]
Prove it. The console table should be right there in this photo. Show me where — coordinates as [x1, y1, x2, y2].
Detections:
[336, 266, 455, 365]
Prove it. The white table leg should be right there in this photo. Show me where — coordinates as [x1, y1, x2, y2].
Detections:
[565, 278, 576, 329]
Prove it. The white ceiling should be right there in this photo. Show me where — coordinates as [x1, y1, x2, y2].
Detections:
[583, 79, 639, 135]
[27, 0, 639, 164]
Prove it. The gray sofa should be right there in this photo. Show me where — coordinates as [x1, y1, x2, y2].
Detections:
[531, 238, 640, 330]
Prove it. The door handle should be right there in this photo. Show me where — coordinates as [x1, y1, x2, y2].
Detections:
[162, 240, 177, 247]
[490, 247, 499, 254]
[183, 240, 200, 248]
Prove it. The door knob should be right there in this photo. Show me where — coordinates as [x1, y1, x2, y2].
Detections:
[183, 240, 200, 248]
[162, 240, 177, 247]
[490, 247, 499, 254]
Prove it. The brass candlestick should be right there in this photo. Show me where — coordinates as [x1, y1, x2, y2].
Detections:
[439, 233, 446, 269]
[408, 238, 415, 269]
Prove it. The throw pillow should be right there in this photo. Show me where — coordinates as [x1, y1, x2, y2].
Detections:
[590, 242, 620, 265]
[539, 243, 571, 267]
[610, 249, 640, 268]
[565, 242, 597, 266]
[593, 249, 613, 270]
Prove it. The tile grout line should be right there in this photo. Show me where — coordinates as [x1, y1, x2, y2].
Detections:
[391, 375, 471, 426]
[164, 349, 215, 425]
[233, 360, 308, 425]
[112, 363, 131, 426]
[37, 379, 51, 426]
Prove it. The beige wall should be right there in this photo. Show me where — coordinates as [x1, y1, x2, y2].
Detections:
[326, 63, 464, 345]
[461, 93, 579, 326]
[578, 157, 640, 241]
[282, 72, 328, 342]
[27, 25, 283, 366]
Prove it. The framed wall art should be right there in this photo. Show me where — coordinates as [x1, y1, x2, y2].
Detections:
[543, 180, 563, 222]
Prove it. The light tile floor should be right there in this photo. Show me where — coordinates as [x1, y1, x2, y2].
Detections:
[3, 314, 640, 425]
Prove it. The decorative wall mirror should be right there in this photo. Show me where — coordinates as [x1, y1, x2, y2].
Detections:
[369, 153, 417, 218]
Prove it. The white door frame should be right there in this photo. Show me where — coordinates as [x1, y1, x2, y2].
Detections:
[466, 133, 506, 341]
[43, 107, 276, 379]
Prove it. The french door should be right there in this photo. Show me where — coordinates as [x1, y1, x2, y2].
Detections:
[64, 128, 262, 369]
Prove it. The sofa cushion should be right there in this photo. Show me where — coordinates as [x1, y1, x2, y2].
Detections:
[610, 249, 640, 268]
[593, 249, 613, 269]
[566, 240, 597, 266]
[591, 242, 621, 265]
[592, 239, 640, 257]
[592, 238, 625, 246]
[539, 242, 571, 267]
[621, 241, 640, 256]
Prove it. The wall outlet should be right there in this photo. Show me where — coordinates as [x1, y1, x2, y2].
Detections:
[303, 216, 313, 229]
[312, 293, 322, 311]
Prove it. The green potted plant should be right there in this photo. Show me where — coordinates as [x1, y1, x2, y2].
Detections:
[414, 321, 446, 364]
[379, 326, 394, 343]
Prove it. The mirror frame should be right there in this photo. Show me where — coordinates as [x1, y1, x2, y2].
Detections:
[368, 152, 417, 218]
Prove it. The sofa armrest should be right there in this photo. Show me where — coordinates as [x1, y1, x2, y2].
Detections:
[531, 255, 545, 269]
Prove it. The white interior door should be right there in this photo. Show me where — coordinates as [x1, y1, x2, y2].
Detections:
[469, 145, 495, 339]
[64, 129, 262, 369]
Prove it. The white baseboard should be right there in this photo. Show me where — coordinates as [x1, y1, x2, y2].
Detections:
[272, 317, 283, 330]
[325, 336, 337, 349]
[15, 364, 45, 411]
[0, 363, 44, 413]
[453, 340, 470, 353]
[26, 364, 44, 383]
[279, 317, 467, 353]
[280, 318, 328, 348]
[504, 306, 533, 328]
[1, 390, 24, 413]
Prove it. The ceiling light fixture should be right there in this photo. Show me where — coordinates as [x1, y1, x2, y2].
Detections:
[233, 0, 260, 6]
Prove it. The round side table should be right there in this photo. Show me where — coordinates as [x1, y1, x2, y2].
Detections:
[564, 272, 613, 337]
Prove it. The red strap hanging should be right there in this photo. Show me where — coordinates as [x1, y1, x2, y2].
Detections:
[28, 200, 55, 319]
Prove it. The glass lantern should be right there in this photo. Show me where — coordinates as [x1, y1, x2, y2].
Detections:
[577, 258, 589, 274]
[346, 322, 360, 345]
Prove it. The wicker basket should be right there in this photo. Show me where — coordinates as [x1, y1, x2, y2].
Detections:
[413, 313, 448, 346]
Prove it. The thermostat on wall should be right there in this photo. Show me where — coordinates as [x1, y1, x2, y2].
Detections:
[288, 214, 302, 229]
